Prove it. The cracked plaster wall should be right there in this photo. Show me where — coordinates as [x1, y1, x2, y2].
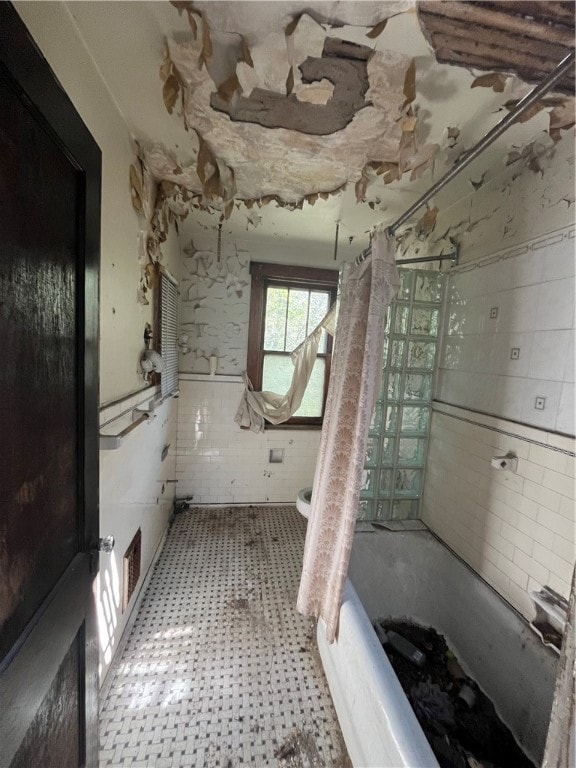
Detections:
[179, 245, 251, 374]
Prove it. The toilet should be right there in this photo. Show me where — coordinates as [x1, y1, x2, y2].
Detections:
[296, 487, 313, 519]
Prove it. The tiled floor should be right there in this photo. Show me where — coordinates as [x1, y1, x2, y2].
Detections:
[100, 506, 351, 768]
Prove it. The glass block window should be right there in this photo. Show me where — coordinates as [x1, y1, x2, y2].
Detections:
[359, 267, 445, 522]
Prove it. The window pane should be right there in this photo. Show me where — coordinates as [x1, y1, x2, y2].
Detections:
[308, 291, 330, 353]
[264, 287, 288, 350]
[285, 289, 309, 350]
[262, 354, 325, 417]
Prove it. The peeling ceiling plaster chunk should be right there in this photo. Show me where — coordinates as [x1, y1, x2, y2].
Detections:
[417, 0, 575, 95]
[210, 37, 371, 135]
[471, 72, 508, 93]
[366, 19, 389, 39]
[158, 22, 411, 201]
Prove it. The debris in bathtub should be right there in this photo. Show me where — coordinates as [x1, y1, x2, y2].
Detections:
[375, 619, 535, 768]
[373, 621, 426, 666]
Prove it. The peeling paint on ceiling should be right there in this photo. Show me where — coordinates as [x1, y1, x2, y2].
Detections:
[66, 0, 575, 264]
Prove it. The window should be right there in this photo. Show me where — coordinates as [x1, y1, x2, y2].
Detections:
[152, 265, 179, 397]
[247, 262, 339, 427]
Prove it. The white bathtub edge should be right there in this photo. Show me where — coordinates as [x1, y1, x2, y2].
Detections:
[317, 580, 439, 768]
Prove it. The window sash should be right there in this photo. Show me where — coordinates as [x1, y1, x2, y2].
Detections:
[247, 262, 338, 427]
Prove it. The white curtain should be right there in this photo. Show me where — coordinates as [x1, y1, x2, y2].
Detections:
[297, 228, 399, 642]
[542, 565, 575, 768]
[235, 304, 337, 433]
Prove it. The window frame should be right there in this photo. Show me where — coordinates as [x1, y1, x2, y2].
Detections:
[247, 262, 339, 428]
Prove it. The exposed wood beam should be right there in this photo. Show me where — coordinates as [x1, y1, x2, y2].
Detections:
[431, 31, 571, 78]
[420, 13, 572, 63]
[480, 1, 575, 27]
[418, 1, 575, 47]
[435, 49, 574, 93]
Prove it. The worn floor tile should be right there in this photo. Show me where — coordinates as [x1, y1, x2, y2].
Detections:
[100, 506, 350, 768]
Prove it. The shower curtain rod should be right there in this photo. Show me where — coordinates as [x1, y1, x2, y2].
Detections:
[356, 49, 576, 267]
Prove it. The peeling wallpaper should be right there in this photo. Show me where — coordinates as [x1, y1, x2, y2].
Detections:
[179, 245, 251, 374]
[397, 128, 575, 266]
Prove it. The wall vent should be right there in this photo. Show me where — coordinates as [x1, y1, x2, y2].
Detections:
[122, 528, 142, 612]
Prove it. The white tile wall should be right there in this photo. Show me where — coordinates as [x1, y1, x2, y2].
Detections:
[175, 377, 321, 504]
[438, 225, 575, 435]
[99, 387, 179, 681]
[423, 403, 575, 621]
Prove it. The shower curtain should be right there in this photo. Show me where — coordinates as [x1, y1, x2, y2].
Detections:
[542, 564, 575, 768]
[297, 227, 399, 642]
[235, 304, 337, 433]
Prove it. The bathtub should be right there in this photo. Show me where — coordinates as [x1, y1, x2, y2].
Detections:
[317, 529, 558, 768]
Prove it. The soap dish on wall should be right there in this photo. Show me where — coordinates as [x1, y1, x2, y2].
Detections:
[529, 585, 569, 654]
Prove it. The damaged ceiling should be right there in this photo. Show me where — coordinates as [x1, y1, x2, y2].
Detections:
[66, 0, 575, 265]
[418, 1, 575, 94]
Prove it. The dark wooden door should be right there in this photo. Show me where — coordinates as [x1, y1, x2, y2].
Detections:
[0, 5, 101, 766]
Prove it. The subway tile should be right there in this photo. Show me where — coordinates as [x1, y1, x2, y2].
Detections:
[481, 560, 510, 595]
[537, 507, 574, 540]
[542, 467, 575, 500]
[505, 581, 533, 618]
[501, 556, 529, 590]
[526, 574, 544, 594]
[513, 548, 550, 587]
[516, 515, 555, 550]
[558, 495, 575, 521]
[533, 542, 574, 583]
[553, 534, 576, 565]
[515, 459, 545, 485]
[479, 541, 500, 567]
[484, 533, 514, 561]
[528, 443, 569, 473]
[545, 571, 571, 600]
[518, 496, 539, 520]
[500, 521, 532, 555]
[546, 432, 576, 452]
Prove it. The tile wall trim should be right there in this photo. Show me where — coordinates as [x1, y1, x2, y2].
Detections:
[433, 401, 576, 457]
[450, 223, 575, 275]
[99, 385, 161, 428]
[179, 373, 242, 383]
